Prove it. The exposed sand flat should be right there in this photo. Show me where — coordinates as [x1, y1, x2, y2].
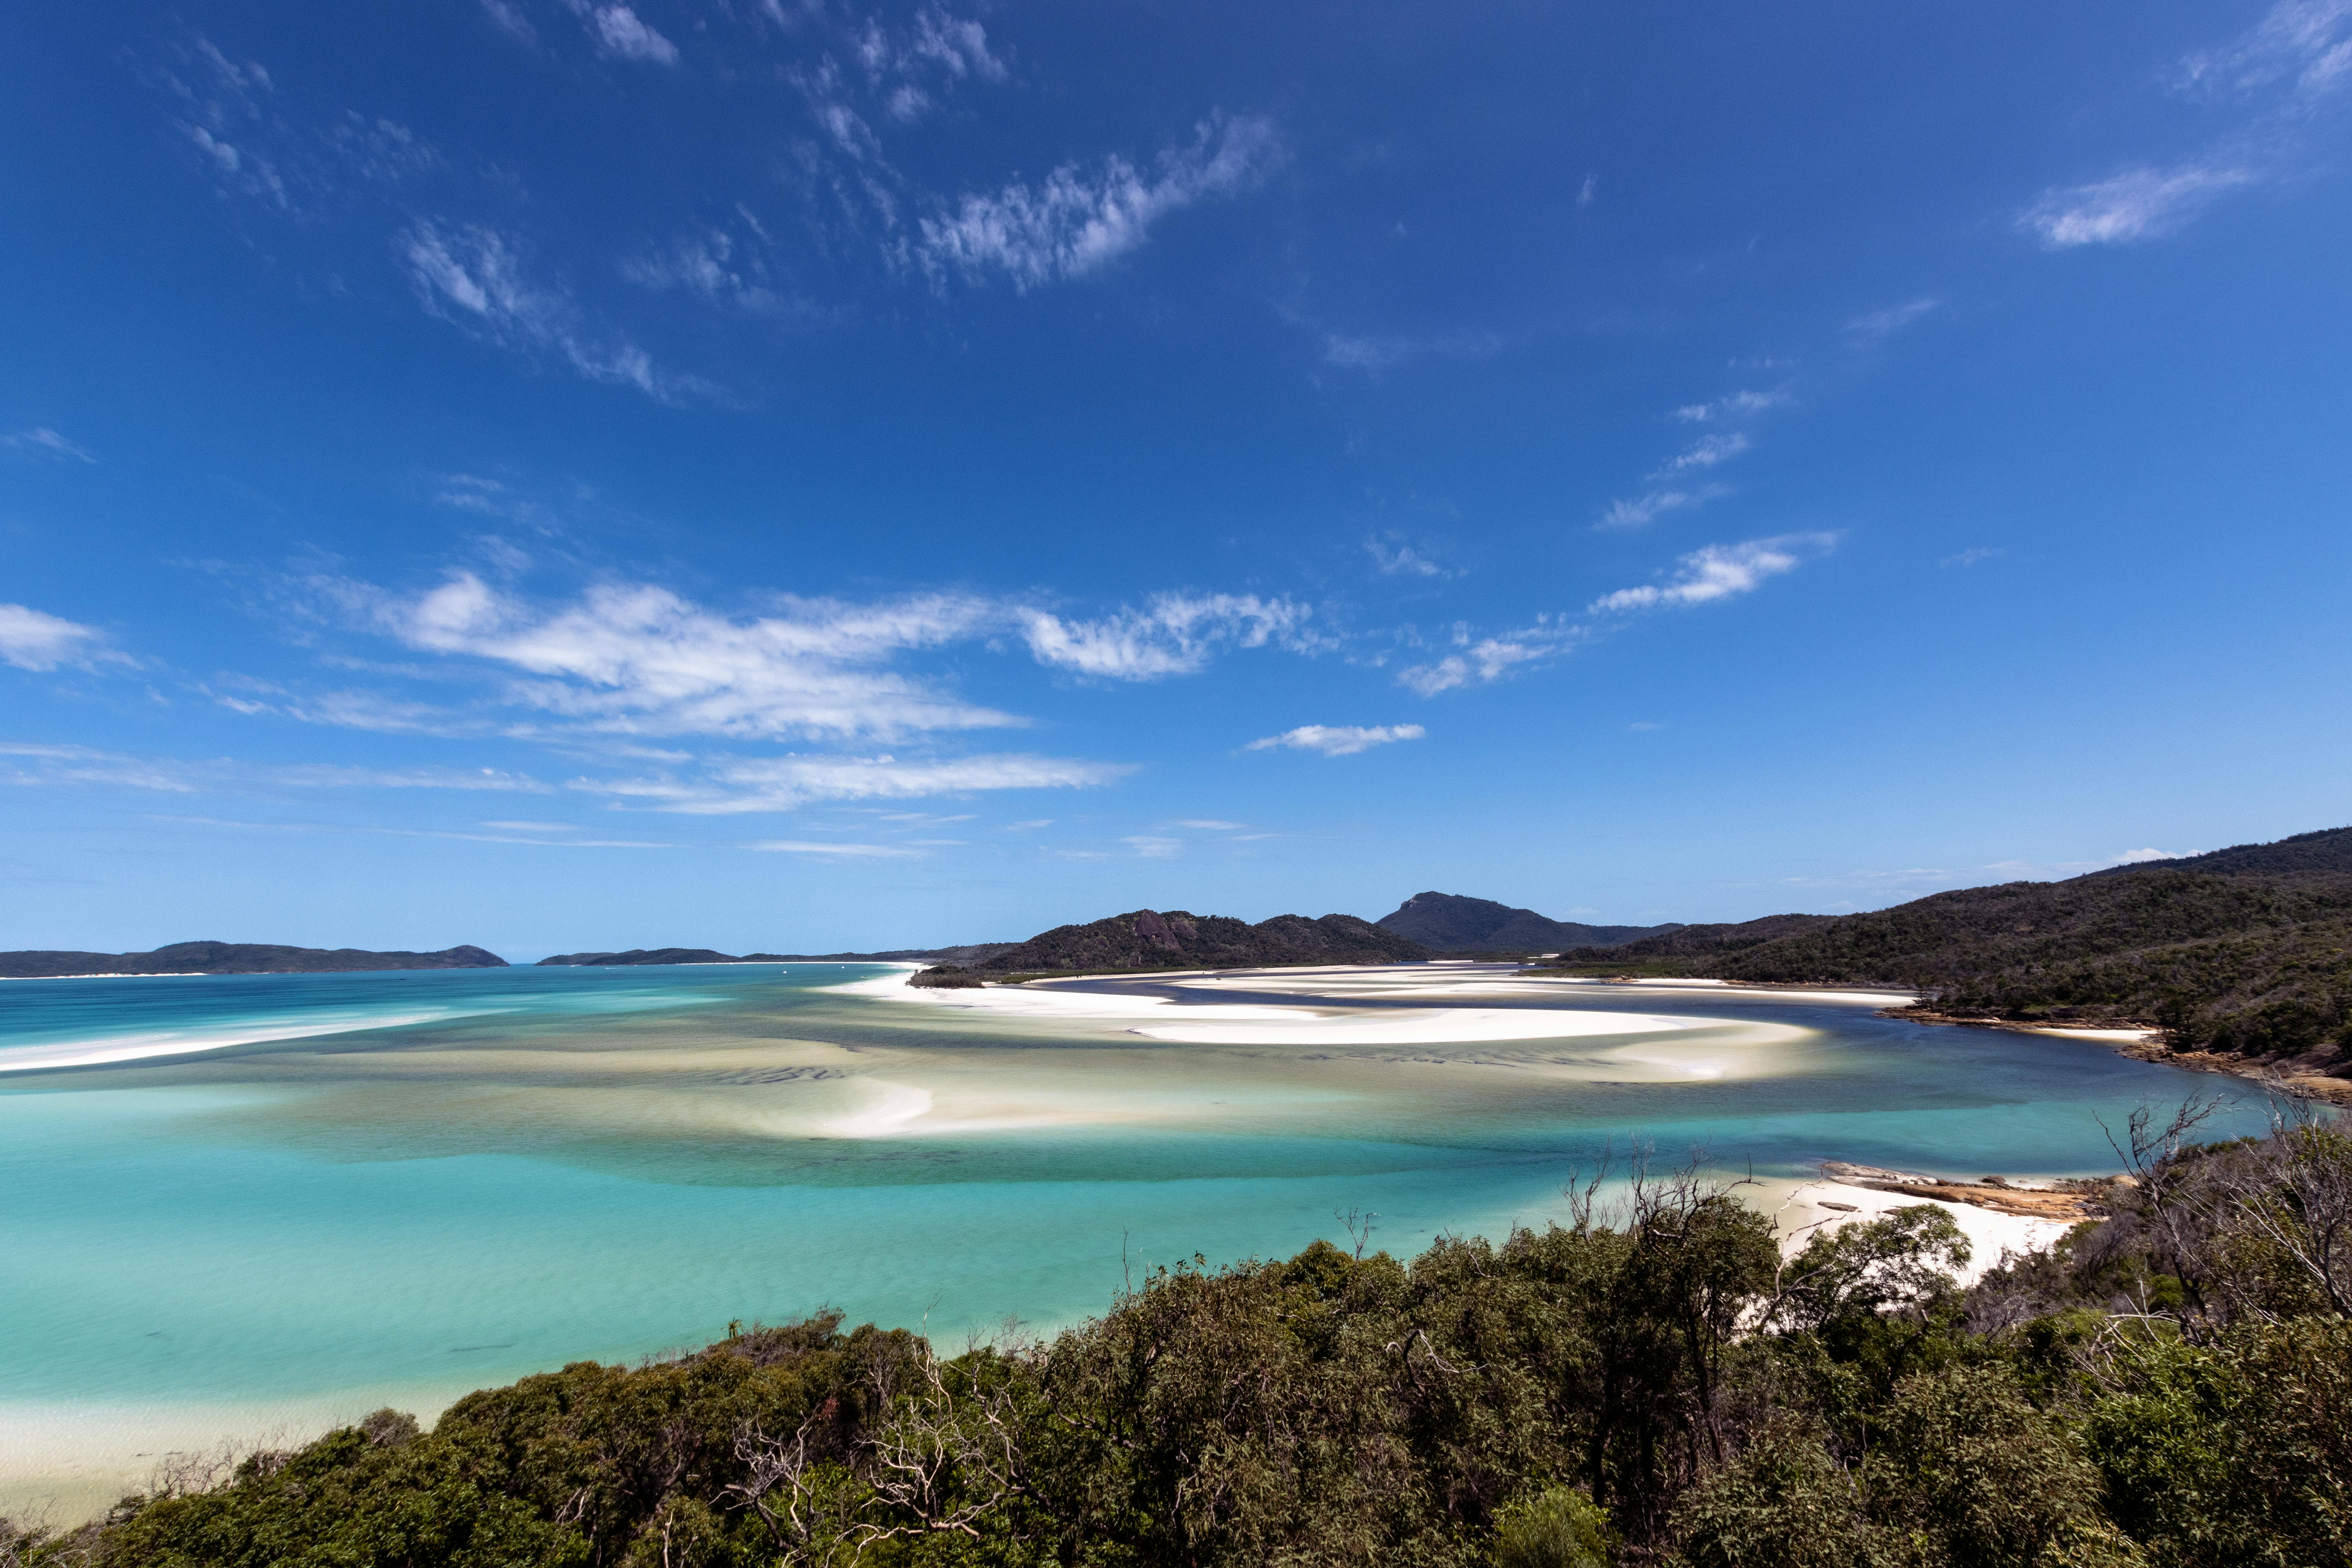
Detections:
[0, 1008, 505, 1074]
[833, 967, 1785, 1054]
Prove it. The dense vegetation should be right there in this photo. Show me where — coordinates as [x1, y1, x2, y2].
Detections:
[1546, 828, 2352, 1066]
[978, 909, 1428, 976]
[12, 1105, 2347, 1568]
[1375, 894, 1680, 955]
[0, 941, 508, 979]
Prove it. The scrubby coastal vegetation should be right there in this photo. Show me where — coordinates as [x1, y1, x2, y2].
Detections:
[8, 1104, 2345, 1568]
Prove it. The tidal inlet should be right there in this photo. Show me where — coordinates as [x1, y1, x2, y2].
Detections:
[0, 960, 2271, 1516]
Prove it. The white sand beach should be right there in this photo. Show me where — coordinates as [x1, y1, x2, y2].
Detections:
[1764, 1178, 2079, 1286]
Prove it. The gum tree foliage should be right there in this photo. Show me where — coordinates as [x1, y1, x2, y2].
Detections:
[19, 1114, 2350, 1568]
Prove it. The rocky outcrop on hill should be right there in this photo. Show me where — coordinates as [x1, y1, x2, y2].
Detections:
[0, 941, 508, 978]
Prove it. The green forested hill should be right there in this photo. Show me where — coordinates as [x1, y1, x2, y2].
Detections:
[1548, 827, 2352, 1062]
[980, 908, 1428, 974]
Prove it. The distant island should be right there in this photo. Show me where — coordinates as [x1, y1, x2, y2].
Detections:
[0, 940, 508, 979]
[538, 942, 1018, 967]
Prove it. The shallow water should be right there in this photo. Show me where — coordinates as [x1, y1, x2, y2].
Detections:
[0, 962, 2271, 1511]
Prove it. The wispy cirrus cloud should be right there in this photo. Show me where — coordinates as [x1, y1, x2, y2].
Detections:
[1658, 433, 1749, 473]
[0, 605, 128, 672]
[2024, 164, 2256, 247]
[0, 741, 548, 795]
[1397, 622, 1580, 697]
[2024, 0, 2352, 248]
[1598, 483, 1731, 531]
[1017, 592, 1316, 679]
[1364, 535, 1449, 578]
[1246, 723, 1425, 757]
[567, 2, 679, 64]
[1320, 328, 1504, 374]
[855, 5, 1006, 123]
[3, 427, 96, 463]
[749, 839, 923, 858]
[1845, 297, 1941, 340]
[1588, 534, 1833, 614]
[614, 752, 1133, 814]
[403, 221, 698, 401]
[918, 114, 1283, 288]
[1672, 389, 1790, 422]
[1600, 384, 1790, 530]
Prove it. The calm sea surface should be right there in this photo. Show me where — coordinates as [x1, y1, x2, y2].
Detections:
[0, 963, 2268, 1428]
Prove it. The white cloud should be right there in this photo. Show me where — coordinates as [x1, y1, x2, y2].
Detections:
[2024, 162, 2256, 248]
[1658, 432, 1749, 473]
[1123, 835, 1183, 858]
[1598, 483, 1731, 531]
[589, 751, 1132, 814]
[1940, 547, 2003, 568]
[402, 221, 687, 400]
[1017, 592, 1313, 680]
[623, 227, 794, 315]
[1398, 632, 1565, 696]
[1671, 389, 1790, 422]
[2112, 847, 2191, 864]
[1171, 818, 1245, 830]
[482, 0, 536, 41]
[918, 114, 1282, 288]
[1365, 536, 1446, 577]
[0, 743, 547, 795]
[569, 2, 679, 63]
[2182, 0, 2352, 99]
[0, 605, 122, 671]
[1588, 535, 1832, 614]
[1246, 723, 1425, 757]
[380, 572, 1015, 740]
[1845, 298, 1941, 339]
[1320, 329, 1503, 373]
[682, 752, 1129, 818]
[3, 427, 96, 463]
[749, 840, 924, 858]
[1577, 172, 1597, 206]
[2023, 0, 2352, 248]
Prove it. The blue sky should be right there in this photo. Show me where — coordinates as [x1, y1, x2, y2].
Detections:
[4, 0, 2349, 957]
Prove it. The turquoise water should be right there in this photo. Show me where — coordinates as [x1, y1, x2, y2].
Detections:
[0, 964, 2270, 1423]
